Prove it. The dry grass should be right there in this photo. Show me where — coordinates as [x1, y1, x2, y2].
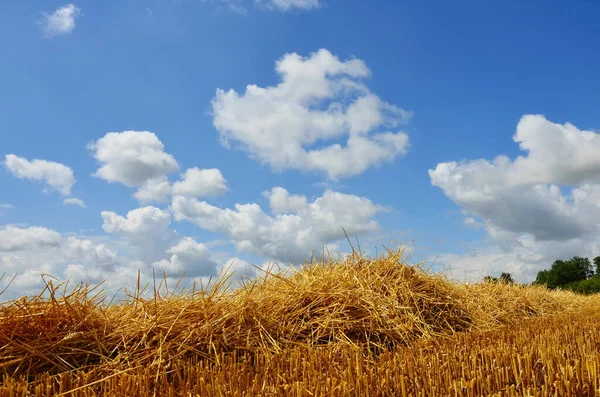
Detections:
[1, 246, 599, 396]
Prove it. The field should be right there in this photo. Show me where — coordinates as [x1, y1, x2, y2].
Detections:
[1, 247, 599, 396]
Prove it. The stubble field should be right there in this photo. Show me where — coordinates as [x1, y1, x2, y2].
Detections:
[1, 247, 599, 396]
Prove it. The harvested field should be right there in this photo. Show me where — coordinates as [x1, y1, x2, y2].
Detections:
[1, 247, 599, 396]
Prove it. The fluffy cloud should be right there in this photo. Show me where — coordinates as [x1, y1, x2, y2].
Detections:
[0, 227, 127, 300]
[101, 206, 177, 264]
[0, 221, 226, 302]
[133, 177, 172, 204]
[4, 154, 75, 195]
[432, 233, 600, 284]
[171, 186, 381, 264]
[429, 115, 600, 281]
[0, 225, 62, 252]
[212, 49, 412, 180]
[64, 237, 118, 271]
[256, 0, 321, 11]
[152, 237, 219, 277]
[89, 130, 179, 188]
[40, 4, 81, 38]
[89, 131, 227, 204]
[504, 115, 600, 186]
[171, 168, 228, 197]
[429, 116, 600, 242]
[63, 198, 87, 208]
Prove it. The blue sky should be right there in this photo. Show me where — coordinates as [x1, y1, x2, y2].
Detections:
[1, 0, 600, 300]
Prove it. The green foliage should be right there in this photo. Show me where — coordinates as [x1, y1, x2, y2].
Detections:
[534, 255, 600, 294]
[564, 276, 600, 295]
[534, 269, 549, 285]
[484, 272, 514, 284]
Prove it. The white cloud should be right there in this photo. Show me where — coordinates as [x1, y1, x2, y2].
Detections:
[463, 217, 481, 230]
[63, 264, 105, 284]
[63, 197, 87, 208]
[220, 257, 256, 278]
[101, 206, 178, 264]
[0, 225, 62, 252]
[504, 115, 600, 186]
[64, 237, 118, 271]
[0, 228, 129, 300]
[256, 0, 321, 11]
[429, 117, 600, 242]
[432, 234, 600, 284]
[171, 186, 381, 264]
[172, 167, 229, 197]
[0, 222, 225, 302]
[89, 130, 179, 188]
[152, 237, 219, 277]
[430, 159, 590, 241]
[89, 131, 226, 204]
[133, 176, 172, 204]
[211, 49, 412, 180]
[429, 115, 600, 282]
[40, 4, 81, 38]
[4, 154, 75, 196]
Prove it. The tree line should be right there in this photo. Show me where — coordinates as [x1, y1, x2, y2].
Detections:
[485, 256, 600, 294]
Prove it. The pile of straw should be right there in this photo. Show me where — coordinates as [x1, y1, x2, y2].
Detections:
[0, 246, 596, 379]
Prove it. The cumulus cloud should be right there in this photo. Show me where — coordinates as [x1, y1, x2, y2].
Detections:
[64, 237, 118, 271]
[0, 226, 128, 300]
[63, 197, 87, 208]
[171, 168, 228, 197]
[89, 130, 179, 188]
[4, 154, 75, 195]
[256, 0, 321, 11]
[152, 237, 219, 277]
[211, 49, 412, 180]
[504, 115, 600, 186]
[429, 115, 600, 242]
[89, 131, 227, 204]
[133, 177, 172, 204]
[101, 206, 178, 265]
[40, 4, 81, 38]
[433, 233, 600, 284]
[0, 221, 226, 302]
[171, 186, 382, 264]
[0, 225, 62, 252]
[429, 115, 600, 281]
[430, 159, 589, 241]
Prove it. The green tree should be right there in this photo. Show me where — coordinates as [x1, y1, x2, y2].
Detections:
[484, 273, 514, 284]
[543, 257, 590, 289]
[570, 256, 593, 279]
[535, 256, 600, 294]
[499, 272, 514, 284]
[483, 276, 497, 283]
[534, 269, 549, 285]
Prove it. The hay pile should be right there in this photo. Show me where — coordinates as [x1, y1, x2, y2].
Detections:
[0, 246, 596, 378]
